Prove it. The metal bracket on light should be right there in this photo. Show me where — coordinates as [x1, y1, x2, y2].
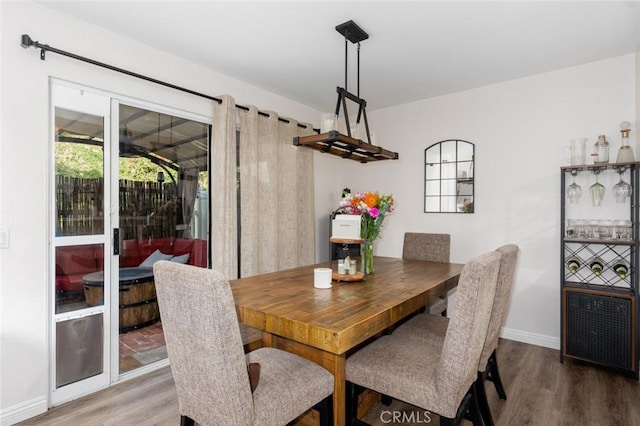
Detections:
[292, 20, 399, 163]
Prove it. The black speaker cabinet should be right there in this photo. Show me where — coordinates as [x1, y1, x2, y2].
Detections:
[563, 287, 636, 372]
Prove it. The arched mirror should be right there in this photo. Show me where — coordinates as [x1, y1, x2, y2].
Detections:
[424, 139, 474, 213]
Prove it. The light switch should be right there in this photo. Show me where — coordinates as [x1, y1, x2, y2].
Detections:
[0, 228, 9, 249]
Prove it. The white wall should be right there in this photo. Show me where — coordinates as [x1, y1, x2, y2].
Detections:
[1, 1, 637, 423]
[347, 54, 636, 348]
[0, 1, 340, 423]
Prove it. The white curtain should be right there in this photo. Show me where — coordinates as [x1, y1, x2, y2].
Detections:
[179, 168, 199, 239]
[211, 95, 238, 279]
[239, 107, 315, 277]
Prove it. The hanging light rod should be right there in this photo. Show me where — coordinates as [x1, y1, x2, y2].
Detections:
[293, 20, 399, 163]
[19, 34, 312, 131]
[336, 20, 368, 96]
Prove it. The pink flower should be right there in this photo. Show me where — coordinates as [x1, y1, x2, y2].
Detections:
[369, 207, 379, 218]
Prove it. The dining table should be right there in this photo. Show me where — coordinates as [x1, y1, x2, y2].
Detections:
[230, 256, 463, 426]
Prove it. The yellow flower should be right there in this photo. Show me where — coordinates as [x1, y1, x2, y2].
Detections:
[364, 192, 378, 208]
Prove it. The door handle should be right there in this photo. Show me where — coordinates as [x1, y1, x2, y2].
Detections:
[113, 228, 120, 255]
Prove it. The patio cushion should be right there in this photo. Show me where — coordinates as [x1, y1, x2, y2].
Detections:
[139, 249, 173, 267]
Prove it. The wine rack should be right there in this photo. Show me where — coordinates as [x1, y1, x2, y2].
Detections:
[561, 162, 639, 378]
[563, 241, 633, 289]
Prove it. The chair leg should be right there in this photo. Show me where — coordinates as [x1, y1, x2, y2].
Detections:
[456, 383, 487, 426]
[440, 416, 456, 426]
[467, 382, 484, 426]
[180, 415, 195, 426]
[381, 394, 393, 406]
[475, 371, 495, 426]
[487, 349, 507, 400]
[451, 391, 472, 426]
[345, 381, 358, 425]
[346, 381, 369, 426]
[316, 394, 334, 426]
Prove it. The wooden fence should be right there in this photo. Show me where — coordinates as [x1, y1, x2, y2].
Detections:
[56, 176, 178, 239]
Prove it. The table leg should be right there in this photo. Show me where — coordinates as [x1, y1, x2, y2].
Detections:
[267, 334, 347, 426]
[325, 352, 346, 426]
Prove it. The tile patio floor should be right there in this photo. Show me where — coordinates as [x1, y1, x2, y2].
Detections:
[119, 321, 167, 373]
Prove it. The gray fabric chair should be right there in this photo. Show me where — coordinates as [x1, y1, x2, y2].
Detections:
[391, 244, 520, 426]
[345, 250, 502, 426]
[402, 232, 451, 315]
[153, 261, 334, 426]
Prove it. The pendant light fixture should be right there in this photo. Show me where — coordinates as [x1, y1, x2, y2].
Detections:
[294, 20, 399, 163]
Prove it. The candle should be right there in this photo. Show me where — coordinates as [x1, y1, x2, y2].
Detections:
[321, 113, 337, 133]
[314, 268, 332, 288]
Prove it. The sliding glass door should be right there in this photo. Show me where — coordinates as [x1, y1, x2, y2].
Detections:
[51, 83, 112, 404]
[50, 81, 210, 403]
[116, 102, 210, 374]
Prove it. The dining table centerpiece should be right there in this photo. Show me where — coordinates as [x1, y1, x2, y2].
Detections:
[337, 188, 394, 275]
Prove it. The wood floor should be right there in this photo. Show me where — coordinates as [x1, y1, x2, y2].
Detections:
[19, 339, 640, 426]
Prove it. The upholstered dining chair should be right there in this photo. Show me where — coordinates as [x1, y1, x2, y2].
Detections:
[391, 244, 520, 426]
[402, 232, 451, 315]
[153, 261, 335, 426]
[345, 250, 501, 426]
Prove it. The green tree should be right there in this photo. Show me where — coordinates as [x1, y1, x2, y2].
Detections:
[55, 142, 207, 188]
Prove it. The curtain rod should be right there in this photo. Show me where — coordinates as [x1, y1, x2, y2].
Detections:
[20, 34, 316, 131]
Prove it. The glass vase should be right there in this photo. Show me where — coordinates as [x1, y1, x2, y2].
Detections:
[361, 240, 374, 275]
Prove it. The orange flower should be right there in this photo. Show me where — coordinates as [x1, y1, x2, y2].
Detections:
[364, 192, 378, 208]
[350, 197, 361, 207]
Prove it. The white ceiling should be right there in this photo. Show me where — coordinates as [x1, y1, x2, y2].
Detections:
[39, 1, 640, 111]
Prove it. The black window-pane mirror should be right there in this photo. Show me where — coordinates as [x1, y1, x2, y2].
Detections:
[424, 140, 475, 213]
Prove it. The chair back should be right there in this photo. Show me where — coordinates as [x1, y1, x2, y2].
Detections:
[402, 232, 450, 263]
[478, 244, 520, 370]
[154, 261, 254, 425]
[436, 251, 501, 407]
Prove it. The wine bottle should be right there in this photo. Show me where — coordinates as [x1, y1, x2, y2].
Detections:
[590, 258, 604, 276]
[567, 257, 581, 274]
[613, 260, 630, 280]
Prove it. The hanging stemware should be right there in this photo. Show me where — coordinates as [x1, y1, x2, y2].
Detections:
[613, 167, 632, 203]
[590, 169, 605, 207]
[566, 170, 582, 204]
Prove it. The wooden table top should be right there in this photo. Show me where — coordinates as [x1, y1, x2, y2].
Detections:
[231, 256, 463, 355]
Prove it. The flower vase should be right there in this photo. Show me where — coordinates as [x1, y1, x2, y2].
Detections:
[361, 240, 374, 275]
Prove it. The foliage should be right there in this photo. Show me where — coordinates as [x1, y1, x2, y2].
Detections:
[460, 199, 474, 213]
[55, 142, 208, 189]
[55, 143, 104, 178]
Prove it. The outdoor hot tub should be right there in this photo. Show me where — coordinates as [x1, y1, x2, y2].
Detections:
[83, 267, 160, 333]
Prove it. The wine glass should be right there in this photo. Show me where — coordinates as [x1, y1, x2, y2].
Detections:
[590, 171, 605, 207]
[613, 168, 632, 203]
[566, 171, 582, 204]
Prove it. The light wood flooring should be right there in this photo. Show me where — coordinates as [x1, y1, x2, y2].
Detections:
[19, 339, 640, 426]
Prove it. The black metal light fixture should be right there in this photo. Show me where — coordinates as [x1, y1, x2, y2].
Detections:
[293, 20, 399, 163]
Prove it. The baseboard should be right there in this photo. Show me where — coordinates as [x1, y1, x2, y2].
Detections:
[500, 326, 560, 350]
[0, 395, 47, 426]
